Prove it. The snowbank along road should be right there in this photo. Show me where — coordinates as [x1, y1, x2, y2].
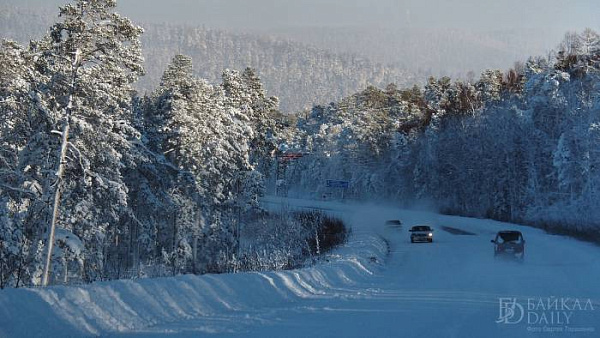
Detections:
[1, 197, 599, 337]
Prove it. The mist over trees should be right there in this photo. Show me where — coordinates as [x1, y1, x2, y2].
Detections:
[264, 26, 555, 79]
[0, 5, 415, 113]
[138, 23, 418, 113]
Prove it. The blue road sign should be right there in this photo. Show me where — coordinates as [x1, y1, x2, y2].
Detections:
[326, 179, 349, 189]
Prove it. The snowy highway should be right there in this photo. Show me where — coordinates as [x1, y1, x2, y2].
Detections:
[206, 199, 600, 338]
[1, 198, 599, 337]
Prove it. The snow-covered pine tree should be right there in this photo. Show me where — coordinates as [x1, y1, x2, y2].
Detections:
[0, 39, 55, 287]
[142, 54, 208, 273]
[24, 0, 145, 285]
[240, 68, 281, 182]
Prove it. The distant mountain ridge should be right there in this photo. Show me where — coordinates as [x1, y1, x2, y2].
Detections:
[0, 5, 415, 112]
[264, 25, 557, 78]
[138, 23, 416, 112]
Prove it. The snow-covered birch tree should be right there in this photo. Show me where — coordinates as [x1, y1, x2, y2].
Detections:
[26, 0, 144, 285]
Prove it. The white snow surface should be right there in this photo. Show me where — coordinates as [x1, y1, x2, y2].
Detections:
[1, 197, 599, 337]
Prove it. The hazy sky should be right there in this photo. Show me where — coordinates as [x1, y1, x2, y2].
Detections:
[6, 0, 600, 76]
[7, 0, 600, 34]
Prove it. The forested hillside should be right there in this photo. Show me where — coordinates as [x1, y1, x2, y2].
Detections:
[283, 29, 600, 239]
[266, 25, 554, 78]
[0, 4, 414, 113]
[139, 24, 416, 112]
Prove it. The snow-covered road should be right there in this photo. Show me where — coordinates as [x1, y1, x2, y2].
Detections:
[1, 198, 599, 337]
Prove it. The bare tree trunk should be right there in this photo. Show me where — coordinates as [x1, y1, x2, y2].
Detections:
[315, 229, 321, 256]
[42, 48, 79, 287]
[172, 210, 177, 276]
[63, 254, 68, 284]
[192, 235, 198, 274]
[192, 211, 200, 274]
[81, 258, 85, 283]
[15, 259, 23, 288]
[42, 116, 71, 287]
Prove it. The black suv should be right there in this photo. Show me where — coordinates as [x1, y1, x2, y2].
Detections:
[491, 231, 525, 260]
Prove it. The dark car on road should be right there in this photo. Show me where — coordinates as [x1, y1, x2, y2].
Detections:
[491, 231, 525, 260]
[410, 225, 434, 243]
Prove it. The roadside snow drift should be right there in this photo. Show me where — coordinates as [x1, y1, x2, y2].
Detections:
[0, 226, 388, 337]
